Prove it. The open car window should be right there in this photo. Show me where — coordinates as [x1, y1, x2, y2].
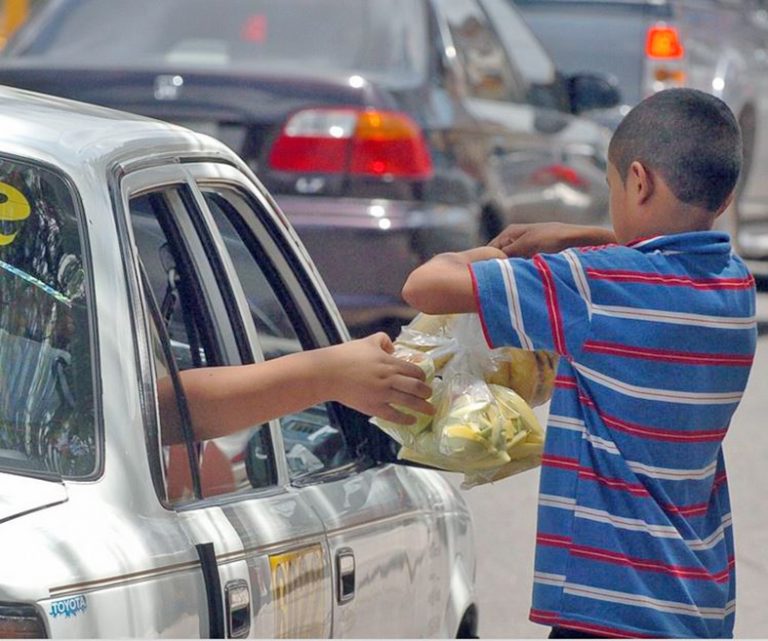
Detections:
[129, 185, 277, 504]
[198, 184, 359, 481]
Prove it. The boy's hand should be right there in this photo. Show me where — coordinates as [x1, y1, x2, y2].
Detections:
[325, 333, 434, 425]
[489, 222, 616, 257]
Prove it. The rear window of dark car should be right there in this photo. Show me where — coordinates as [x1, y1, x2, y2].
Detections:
[6, 0, 429, 83]
[0, 157, 95, 478]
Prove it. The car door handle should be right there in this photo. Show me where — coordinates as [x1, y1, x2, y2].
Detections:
[224, 579, 251, 638]
[336, 548, 355, 603]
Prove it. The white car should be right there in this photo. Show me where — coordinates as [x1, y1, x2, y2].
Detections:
[0, 86, 477, 638]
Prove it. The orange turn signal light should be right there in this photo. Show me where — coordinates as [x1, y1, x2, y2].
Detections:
[646, 25, 684, 59]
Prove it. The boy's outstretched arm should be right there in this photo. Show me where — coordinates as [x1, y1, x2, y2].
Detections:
[489, 222, 617, 257]
[160, 333, 434, 444]
[401, 246, 507, 314]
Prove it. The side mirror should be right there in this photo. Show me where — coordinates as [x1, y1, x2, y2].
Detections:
[533, 110, 570, 134]
[567, 72, 622, 114]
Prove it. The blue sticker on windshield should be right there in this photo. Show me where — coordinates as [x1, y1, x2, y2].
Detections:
[49, 595, 87, 619]
[0, 259, 71, 306]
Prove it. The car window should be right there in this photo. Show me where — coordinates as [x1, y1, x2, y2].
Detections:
[199, 184, 358, 481]
[441, 0, 525, 102]
[0, 156, 96, 478]
[8, 0, 429, 84]
[129, 187, 277, 504]
[480, 0, 572, 111]
[481, 0, 555, 85]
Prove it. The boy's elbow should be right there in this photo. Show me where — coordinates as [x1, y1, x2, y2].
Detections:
[402, 267, 476, 315]
[401, 274, 434, 312]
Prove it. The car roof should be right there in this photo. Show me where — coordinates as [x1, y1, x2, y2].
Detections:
[0, 84, 233, 174]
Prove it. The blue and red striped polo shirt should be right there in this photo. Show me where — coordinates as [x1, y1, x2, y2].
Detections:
[470, 232, 757, 638]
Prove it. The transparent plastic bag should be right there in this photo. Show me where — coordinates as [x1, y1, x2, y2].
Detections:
[371, 313, 556, 488]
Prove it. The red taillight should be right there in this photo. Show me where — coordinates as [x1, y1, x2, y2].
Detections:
[531, 164, 589, 190]
[646, 25, 684, 59]
[268, 108, 433, 179]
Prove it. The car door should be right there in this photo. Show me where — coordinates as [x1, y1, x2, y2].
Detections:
[119, 164, 334, 638]
[175, 162, 448, 638]
[0, 152, 219, 639]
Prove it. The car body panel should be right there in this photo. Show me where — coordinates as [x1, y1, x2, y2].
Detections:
[0, 473, 68, 523]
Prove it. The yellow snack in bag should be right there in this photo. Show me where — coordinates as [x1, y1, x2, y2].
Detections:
[485, 348, 558, 407]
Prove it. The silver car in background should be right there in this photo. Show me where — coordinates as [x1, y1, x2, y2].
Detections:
[0, 85, 477, 638]
[515, 0, 768, 261]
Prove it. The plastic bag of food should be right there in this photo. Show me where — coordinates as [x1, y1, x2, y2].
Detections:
[394, 313, 558, 408]
[371, 312, 556, 487]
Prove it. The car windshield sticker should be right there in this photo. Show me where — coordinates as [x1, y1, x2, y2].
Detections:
[49, 595, 87, 619]
[0, 259, 72, 306]
[0, 181, 31, 246]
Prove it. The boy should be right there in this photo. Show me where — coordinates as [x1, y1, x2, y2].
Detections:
[402, 88, 757, 638]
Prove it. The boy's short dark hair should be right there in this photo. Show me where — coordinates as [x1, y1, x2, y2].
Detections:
[608, 88, 742, 212]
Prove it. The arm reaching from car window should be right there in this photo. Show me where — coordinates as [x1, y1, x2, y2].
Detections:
[158, 333, 434, 445]
[488, 222, 617, 257]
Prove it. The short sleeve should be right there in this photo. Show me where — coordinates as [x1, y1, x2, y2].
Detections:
[470, 251, 591, 358]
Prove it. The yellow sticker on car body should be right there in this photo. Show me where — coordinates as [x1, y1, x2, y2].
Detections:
[269, 544, 329, 638]
[0, 182, 31, 246]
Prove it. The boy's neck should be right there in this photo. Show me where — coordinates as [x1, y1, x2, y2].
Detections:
[624, 208, 715, 242]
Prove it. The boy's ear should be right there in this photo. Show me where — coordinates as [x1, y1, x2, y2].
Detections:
[629, 161, 654, 205]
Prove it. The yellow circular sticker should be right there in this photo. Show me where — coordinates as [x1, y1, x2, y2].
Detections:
[0, 182, 31, 246]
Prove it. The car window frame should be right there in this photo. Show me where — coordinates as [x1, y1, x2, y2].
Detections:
[116, 163, 286, 506]
[183, 163, 378, 485]
[116, 159, 380, 504]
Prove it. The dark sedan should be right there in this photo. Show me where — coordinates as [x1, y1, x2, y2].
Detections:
[0, 0, 619, 334]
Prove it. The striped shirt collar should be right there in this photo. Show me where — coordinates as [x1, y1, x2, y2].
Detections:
[626, 231, 731, 254]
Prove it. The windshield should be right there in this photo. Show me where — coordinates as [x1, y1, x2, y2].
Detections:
[6, 0, 429, 82]
[0, 157, 95, 478]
